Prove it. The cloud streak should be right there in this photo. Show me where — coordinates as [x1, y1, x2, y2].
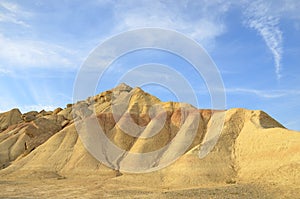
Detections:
[0, 34, 79, 69]
[226, 87, 300, 98]
[0, 67, 11, 75]
[0, 1, 83, 70]
[243, 0, 283, 80]
[0, 1, 30, 27]
[112, 0, 230, 49]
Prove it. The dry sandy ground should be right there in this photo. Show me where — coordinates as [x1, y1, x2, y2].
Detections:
[0, 176, 298, 199]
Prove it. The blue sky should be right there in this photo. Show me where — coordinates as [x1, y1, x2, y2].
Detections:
[0, 0, 300, 130]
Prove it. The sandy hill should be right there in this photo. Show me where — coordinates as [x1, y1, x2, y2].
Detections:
[0, 83, 299, 198]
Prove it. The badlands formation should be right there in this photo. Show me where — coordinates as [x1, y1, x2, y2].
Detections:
[0, 83, 299, 198]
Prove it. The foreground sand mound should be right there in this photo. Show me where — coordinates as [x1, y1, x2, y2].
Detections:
[0, 83, 299, 198]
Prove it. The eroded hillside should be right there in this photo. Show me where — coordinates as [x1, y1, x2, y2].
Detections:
[0, 83, 299, 198]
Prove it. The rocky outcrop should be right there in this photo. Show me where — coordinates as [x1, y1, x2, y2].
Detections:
[0, 107, 71, 169]
[0, 108, 22, 133]
[22, 111, 38, 122]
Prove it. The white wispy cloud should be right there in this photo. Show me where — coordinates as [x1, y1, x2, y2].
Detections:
[270, 0, 300, 20]
[1, 1, 21, 13]
[0, 1, 82, 70]
[243, 0, 283, 80]
[0, 105, 60, 114]
[19, 105, 59, 113]
[226, 88, 300, 98]
[0, 1, 30, 27]
[111, 0, 230, 49]
[0, 67, 11, 75]
[0, 96, 16, 113]
[0, 12, 28, 27]
[0, 33, 80, 68]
